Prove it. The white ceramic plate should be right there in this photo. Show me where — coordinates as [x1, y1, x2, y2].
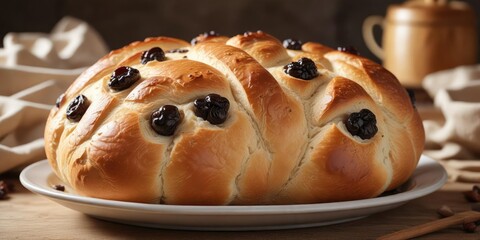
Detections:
[20, 155, 447, 231]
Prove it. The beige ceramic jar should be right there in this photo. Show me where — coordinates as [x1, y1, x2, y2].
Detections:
[363, 0, 477, 88]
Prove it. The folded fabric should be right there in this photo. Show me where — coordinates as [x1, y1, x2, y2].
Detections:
[421, 64, 480, 182]
[0, 16, 108, 173]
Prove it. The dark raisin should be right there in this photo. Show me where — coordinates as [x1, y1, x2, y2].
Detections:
[191, 31, 219, 45]
[141, 47, 166, 64]
[150, 105, 181, 136]
[52, 184, 65, 192]
[0, 180, 12, 200]
[337, 46, 360, 55]
[283, 57, 319, 80]
[406, 88, 416, 107]
[0, 189, 7, 200]
[165, 48, 189, 54]
[436, 205, 455, 218]
[55, 93, 65, 108]
[463, 222, 478, 233]
[66, 95, 90, 122]
[108, 66, 141, 91]
[243, 30, 262, 36]
[0, 181, 11, 200]
[465, 185, 480, 202]
[0, 180, 14, 193]
[344, 109, 378, 140]
[194, 94, 230, 125]
[283, 38, 303, 50]
[0, 181, 13, 193]
[464, 191, 480, 202]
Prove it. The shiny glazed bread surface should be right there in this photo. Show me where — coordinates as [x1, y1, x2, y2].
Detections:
[44, 32, 425, 205]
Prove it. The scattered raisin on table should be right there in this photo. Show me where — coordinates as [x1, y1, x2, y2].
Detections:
[0, 180, 13, 200]
[344, 109, 378, 140]
[108, 66, 141, 91]
[0, 188, 7, 200]
[463, 222, 478, 233]
[150, 105, 181, 136]
[464, 185, 480, 202]
[194, 94, 230, 125]
[437, 205, 455, 218]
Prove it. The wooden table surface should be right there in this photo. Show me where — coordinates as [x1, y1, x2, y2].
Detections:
[1, 171, 479, 239]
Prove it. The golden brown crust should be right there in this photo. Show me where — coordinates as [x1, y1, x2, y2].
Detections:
[164, 112, 253, 205]
[302, 42, 335, 54]
[74, 113, 164, 202]
[44, 33, 425, 205]
[64, 37, 190, 100]
[277, 124, 388, 203]
[189, 42, 308, 197]
[191, 32, 229, 46]
[226, 31, 290, 67]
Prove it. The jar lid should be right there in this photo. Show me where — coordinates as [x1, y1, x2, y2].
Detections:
[386, 0, 476, 24]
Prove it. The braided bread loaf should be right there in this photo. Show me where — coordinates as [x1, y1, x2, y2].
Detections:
[44, 31, 425, 205]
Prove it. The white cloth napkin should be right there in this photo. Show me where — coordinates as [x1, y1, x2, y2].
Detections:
[421, 64, 480, 182]
[0, 16, 108, 173]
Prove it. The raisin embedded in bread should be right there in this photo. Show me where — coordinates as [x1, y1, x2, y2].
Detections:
[44, 32, 425, 205]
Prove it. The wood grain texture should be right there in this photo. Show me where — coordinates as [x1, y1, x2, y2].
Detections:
[1, 173, 479, 239]
[378, 211, 480, 240]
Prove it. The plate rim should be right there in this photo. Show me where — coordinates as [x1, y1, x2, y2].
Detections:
[20, 155, 447, 216]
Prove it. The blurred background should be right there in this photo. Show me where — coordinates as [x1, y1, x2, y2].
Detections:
[2, 0, 479, 64]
